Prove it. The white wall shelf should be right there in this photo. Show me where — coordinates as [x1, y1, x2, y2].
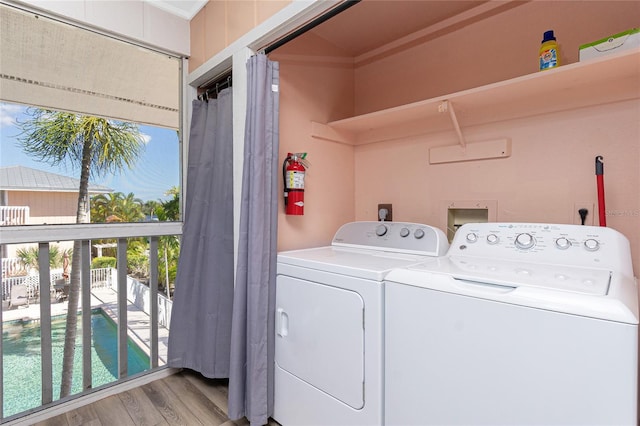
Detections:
[311, 48, 640, 146]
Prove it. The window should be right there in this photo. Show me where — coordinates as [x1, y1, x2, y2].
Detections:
[0, 3, 182, 225]
[0, 1, 183, 301]
[1, 102, 180, 225]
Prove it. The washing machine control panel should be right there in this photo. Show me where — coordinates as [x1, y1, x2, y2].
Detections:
[450, 223, 633, 274]
[332, 221, 449, 256]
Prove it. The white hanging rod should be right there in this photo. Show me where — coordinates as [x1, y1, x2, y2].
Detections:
[438, 100, 466, 148]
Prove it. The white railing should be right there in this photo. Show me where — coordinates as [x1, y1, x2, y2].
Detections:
[1, 258, 24, 277]
[0, 206, 30, 226]
[2, 271, 64, 300]
[2, 273, 39, 300]
[0, 222, 181, 421]
[91, 267, 116, 289]
[127, 275, 172, 329]
[1, 268, 117, 301]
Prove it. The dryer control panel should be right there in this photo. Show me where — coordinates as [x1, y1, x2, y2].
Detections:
[332, 221, 448, 257]
[450, 222, 633, 276]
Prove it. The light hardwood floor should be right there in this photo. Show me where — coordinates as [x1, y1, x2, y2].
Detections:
[32, 369, 280, 426]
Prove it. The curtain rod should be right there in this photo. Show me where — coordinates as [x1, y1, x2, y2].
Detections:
[198, 74, 232, 101]
[263, 0, 361, 55]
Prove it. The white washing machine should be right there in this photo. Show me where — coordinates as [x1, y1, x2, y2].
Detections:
[385, 222, 639, 425]
[273, 221, 448, 426]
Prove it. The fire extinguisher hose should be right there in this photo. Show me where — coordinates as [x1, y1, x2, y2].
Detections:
[595, 156, 606, 227]
[282, 154, 292, 207]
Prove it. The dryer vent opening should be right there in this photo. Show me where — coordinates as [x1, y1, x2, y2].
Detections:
[444, 200, 497, 242]
[447, 207, 488, 242]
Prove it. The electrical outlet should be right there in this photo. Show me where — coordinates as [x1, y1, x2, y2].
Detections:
[378, 204, 393, 221]
[573, 202, 594, 225]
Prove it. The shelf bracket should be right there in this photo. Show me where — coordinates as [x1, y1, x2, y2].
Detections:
[438, 100, 466, 148]
[310, 121, 356, 145]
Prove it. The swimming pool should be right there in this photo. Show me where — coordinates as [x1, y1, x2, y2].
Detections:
[2, 309, 149, 417]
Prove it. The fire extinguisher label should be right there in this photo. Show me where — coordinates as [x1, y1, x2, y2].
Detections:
[286, 171, 305, 189]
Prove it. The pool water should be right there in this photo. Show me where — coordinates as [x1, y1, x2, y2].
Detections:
[2, 309, 149, 417]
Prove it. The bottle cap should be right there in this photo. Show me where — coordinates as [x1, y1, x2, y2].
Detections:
[542, 30, 556, 43]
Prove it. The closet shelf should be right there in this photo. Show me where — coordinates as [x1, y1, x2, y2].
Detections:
[311, 48, 640, 146]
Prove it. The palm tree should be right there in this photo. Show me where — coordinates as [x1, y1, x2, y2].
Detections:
[16, 245, 67, 273]
[18, 108, 145, 397]
[91, 192, 124, 223]
[142, 200, 161, 221]
[91, 192, 145, 223]
[157, 187, 180, 295]
[118, 192, 144, 222]
[161, 186, 180, 221]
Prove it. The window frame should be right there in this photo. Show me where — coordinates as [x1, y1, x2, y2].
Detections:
[0, 2, 186, 244]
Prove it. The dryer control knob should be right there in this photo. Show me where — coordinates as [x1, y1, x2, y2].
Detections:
[400, 227, 410, 238]
[375, 224, 388, 237]
[486, 234, 499, 245]
[466, 233, 478, 243]
[515, 233, 535, 250]
[584, 238, 600, 251]
[414, 229, 425, 239]
[555, 237, 571, 250]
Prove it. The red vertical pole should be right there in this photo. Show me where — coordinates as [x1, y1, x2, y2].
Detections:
[595, 156, 606, 227]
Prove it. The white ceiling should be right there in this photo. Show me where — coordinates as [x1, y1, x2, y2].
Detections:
[145, 0, 207, 20]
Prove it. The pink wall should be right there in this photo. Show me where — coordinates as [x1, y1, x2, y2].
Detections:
[354, 1, 640, 114]
[354, 100, 640, 272]
[272, 34, 356, 251]
[9, 191, 77, 224]
[189, 0, 290, 72]
[274, 1, 639, 274]
[349, 1, 640, 272]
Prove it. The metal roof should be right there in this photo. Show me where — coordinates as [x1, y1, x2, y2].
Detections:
[0, 165, 113, 193]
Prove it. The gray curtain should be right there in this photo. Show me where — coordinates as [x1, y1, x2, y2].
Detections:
[228, 54, 280, 425]
[167, 89, 234, 378]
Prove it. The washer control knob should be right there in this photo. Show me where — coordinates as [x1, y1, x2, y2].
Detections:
[486, 234, 499, 245]
[414, 229, 425, 239]
[555, 237, 571, 250]
[584, 238, 600, 252]
[466, 233, 478, 243]
[399, 227, 410, 238]
[375, 224, 388, 237]
[515, 233, 535, 250]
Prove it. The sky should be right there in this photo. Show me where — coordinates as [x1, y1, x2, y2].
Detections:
[0, 102, 180, 202]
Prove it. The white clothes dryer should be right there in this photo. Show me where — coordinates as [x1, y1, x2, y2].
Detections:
[273, 221, 448, 426]
[385, 222, 638, 425]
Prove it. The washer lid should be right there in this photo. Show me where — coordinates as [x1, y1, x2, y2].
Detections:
[386, 260, 638, 324]
[278, 246, 429, 281]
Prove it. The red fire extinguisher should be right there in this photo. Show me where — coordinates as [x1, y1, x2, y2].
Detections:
[283, 153, 308, 215]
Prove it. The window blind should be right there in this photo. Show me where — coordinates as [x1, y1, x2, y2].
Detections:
[0, 4, 179, 129]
